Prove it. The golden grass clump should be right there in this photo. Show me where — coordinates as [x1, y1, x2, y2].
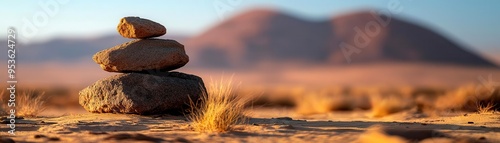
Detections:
[1, 90, 48, 117]
[370, 95, 413, 118]
[0, 91, 7, 115]
[432, 84, 499, 113]
[476, 101, 496, 114]
[474, 85, 499, 114]
[432, 85, 475, 111]
[188, 79, 248, 133]
[295, 89, 355, 115]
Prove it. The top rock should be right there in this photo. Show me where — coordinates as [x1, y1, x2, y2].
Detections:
[117, 17, 166, 39]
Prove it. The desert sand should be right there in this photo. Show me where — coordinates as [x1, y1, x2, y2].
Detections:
[0, 107, 497, 143]
[1, 63, 499, 142]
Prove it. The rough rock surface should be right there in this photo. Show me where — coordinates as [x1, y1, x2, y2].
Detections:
[93, 39, 189, 72]
[117, 17, 166, 39]
[79, 72, 205, 114]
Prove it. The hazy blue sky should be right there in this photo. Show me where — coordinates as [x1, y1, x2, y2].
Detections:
[1, 0, 499, 51]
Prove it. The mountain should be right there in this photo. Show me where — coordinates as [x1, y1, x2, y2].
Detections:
[1, 9, 496, 68]
[185, 9, 497, 68]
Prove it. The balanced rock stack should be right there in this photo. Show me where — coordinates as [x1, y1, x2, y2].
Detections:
[79, 17, 205, 115]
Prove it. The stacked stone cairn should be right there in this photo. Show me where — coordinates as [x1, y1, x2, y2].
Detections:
[79, 17, 205, 115]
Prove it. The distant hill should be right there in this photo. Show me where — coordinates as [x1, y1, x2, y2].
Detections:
[1, 9, 496, 68]
[185, 9, 497, 68]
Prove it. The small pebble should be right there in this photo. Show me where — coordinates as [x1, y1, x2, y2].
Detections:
[48, 137, 60, 141]
[87, 131, 108, 135]
[467, 122, 474, 124]
[34, 134, 47, 139]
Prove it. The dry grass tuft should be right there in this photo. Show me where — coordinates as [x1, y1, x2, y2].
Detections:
[370, 95, 413, 118]
[16, 91, 48, 117]
[1, 90, 48, 117]
[188, 78, 248, 133]
[432, 86, 472, 111]
[474, 85, 499, 114]
[476, 101, 496, 114]
[295, 89, 354, 115]
[0, 91, 7, 115]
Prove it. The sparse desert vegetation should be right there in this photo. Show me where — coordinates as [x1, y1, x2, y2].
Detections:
[1, 90, 48, 117]
[2, 72, 500, 142]
[240, 84, 500, 118]
[189, 79, 249, 133]
[477, 101, 496, 114]
[370, 95, 413, 118]
[15, 91, 49, 117]
[4, 82, 498, 119]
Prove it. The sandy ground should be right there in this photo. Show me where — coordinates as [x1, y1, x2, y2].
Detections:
[0, 108, 498, 143]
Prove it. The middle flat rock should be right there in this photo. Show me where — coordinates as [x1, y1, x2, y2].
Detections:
[93, 39, 189, 72]
[79, 72, 206, 114]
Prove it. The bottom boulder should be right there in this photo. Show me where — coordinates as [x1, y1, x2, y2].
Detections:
[79, 72, 205, 114]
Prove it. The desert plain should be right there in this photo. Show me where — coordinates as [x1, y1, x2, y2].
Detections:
[1, 64, 499, 143]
